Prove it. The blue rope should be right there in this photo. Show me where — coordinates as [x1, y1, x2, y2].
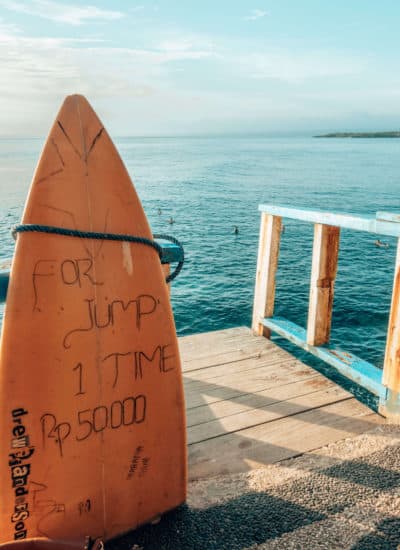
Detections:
[12, 224, 184, 283]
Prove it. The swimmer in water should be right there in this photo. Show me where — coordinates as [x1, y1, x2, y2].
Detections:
[168, 217, 175, 225]
[233, 225, 239, 235]
[375, 239, 389, 248]
[158, 208, 162, 215]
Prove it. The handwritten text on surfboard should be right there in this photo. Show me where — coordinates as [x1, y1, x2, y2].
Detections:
[31, 255, 175, 461]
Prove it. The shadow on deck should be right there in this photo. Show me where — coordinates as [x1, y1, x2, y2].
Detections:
[108, 327, 400, 550]
[180, 327, 382, 480]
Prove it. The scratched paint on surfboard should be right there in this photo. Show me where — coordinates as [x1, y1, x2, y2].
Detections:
[0, 95, 187, 543]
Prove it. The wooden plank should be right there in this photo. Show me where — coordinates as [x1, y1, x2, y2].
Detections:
[182, 336, 277, 372]
[179, 326, 252, 355]
[183, 344, 274, 373]
[179, 327, 257, 356]
[258, 204, 400, 237]
[184, 360, 317, 409]
[181, 329, 275, 355]
[184, 353, 310, 394]
[307, 224, 340, 345]
[184, 360, 308, 400]
[264, 316, 386, 399]
[382, 238, 400, 420]
[179, 325, 249, 345]
[183, 348, 290, 384]
[188, 385, 351, 444]
[252, 213, 282, 336]
[188, 399, 380, 479]
[185, 374, 324, 427]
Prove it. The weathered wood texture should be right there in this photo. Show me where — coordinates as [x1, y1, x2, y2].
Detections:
[252, 214, 282, 336]
[307, 224, 340, 345]
[180, 327, 382, 480]
[383, 238, 400, 394]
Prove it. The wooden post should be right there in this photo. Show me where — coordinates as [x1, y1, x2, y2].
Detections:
[252, 213, 282, 336]
[307, 224, 340, 346]
[381, 238, 400, 422]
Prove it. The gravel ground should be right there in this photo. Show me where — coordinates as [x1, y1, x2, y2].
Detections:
[107, 425, 400, 550]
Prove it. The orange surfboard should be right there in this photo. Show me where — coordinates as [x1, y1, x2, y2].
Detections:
[0, 95, 187, 544]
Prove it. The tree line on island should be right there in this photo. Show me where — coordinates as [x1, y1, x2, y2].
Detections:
[315, 131, 400, 138]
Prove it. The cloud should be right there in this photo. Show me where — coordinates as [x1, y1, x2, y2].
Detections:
[0, 11, 396, 137]
[244, 9, 268, 21]
[0, 32, 159, 135]
[0, 27, 216, 110]
[0, 0, 124, 25]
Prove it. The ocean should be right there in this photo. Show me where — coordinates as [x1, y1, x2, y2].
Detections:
[0, 136, 399, 399]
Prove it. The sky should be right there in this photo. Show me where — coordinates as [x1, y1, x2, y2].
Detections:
[0, 0, 400, 136]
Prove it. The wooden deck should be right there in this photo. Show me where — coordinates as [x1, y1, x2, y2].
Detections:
[179, 327, 383, 480]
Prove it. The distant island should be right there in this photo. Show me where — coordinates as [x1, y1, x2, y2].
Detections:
[315, 131, 400, 138]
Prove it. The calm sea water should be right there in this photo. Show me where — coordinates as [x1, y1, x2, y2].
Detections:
[0, 136, 399, 396]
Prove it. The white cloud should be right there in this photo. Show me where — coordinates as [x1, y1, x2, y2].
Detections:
[244, 9, 268, 21]
[0, 25, 217, 134]
[0, 0, 124, 25]
[0, 14, 396, 136]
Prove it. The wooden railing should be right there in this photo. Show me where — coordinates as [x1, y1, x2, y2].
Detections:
[252, 205, 400, 422]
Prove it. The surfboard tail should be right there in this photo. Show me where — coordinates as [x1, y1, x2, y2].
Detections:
[0, 537, 103, 550]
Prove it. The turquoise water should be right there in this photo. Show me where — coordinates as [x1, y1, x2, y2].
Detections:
[0, 136, 399, 378]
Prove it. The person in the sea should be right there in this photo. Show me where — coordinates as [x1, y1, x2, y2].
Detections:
[233, 225, 239, 235]
[158, 208, 162, 215]
[374, 239, 389, 248]
[168, 217, 175, 224]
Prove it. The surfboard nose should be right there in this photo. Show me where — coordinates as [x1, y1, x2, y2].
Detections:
[56, 95, 104, 161]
